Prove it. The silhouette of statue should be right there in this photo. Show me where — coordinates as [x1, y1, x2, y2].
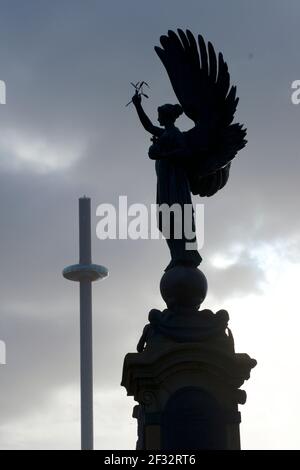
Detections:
[131, 30, 247, 271]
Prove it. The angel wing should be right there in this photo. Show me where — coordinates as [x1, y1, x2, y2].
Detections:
[155, 29, 247, 196]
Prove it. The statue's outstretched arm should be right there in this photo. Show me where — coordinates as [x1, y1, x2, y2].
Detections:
[132, 95, 163, 137]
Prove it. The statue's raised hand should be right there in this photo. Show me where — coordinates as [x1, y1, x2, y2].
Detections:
[132, 91, 142, 107]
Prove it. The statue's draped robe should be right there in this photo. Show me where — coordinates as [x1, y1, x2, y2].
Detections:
[153, 127, 202, 270]
[155, 127, 191, 209]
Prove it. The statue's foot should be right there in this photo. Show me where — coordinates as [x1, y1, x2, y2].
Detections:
[164, 259, 177, 272]
[164, 252, 202, 272]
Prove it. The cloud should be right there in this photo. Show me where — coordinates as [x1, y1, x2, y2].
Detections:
[0, 128, 85, 173]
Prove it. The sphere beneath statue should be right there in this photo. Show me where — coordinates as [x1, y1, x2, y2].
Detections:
[160, 266, 208, 309]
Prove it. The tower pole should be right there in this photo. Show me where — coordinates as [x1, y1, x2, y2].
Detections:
[79, 197, 93, 450]
[63, 197, 108, 450]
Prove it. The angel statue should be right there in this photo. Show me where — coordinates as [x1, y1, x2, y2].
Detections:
[131, 30, 247, 271]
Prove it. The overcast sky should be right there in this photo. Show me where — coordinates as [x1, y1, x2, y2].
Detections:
[0, 0, 299, 450]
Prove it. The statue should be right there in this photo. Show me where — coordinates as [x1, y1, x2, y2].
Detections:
[131, 30, 247, 271]
[123, 33, 256, 451]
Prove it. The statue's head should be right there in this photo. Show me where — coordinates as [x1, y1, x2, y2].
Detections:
[158, 104, 183, 125]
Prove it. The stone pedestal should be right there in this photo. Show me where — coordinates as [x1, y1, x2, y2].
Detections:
[121, 267, 256, 450]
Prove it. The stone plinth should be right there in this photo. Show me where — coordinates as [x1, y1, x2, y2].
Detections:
[122, 329, 256, 450]
[121, 267, 256, 450]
